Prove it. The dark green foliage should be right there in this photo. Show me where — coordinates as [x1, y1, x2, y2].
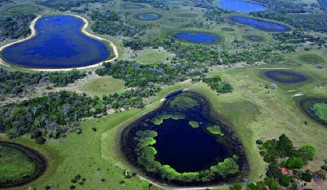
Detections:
[89, 10, 144, 37]
[47, 70, 86, 87]
[301, 170, 313, 182]
[0, 91, 101, 139]
[0, 68, 86, 95]
[298, 145, 315, 161]
[279, 175, 292, 187]
[286, 156, 305, 169]
[229, 183, 242, 190]
[0, 14, 35, 41]
[96, 60, 205, 88]
[255, 134, 318, 189]
[203, 74, 233, 94]
[123, 38, 285, 65]
[37, 0, 109, 11]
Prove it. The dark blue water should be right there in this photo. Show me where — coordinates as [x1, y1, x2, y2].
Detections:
[217, 0, 267, 13]
[2, 15, 110, 69]
[230, 16, 291, 32]
[121, 91, 246, 185]
[264, 70, 308, 83]
[154, 119, 228, 172]
[173, 32, 220, 44]
[135, 13, 161, 20]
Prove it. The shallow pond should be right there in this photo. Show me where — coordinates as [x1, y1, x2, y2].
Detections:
[299, 98, 327, 126]
[2, 15, 110, 69]
[0, 141, 46, 188]
[217, 0, 267, 13]
[121, 91, 247, 186]
[230, 16, 291, 32]
[263, 70, 308, 83]
[135, 13, 162, 21]
[173, 32, 220, 44]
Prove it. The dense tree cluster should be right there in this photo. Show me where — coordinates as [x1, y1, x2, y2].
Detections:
[123, 38, 285, 65]
[36, 0, 110, 11]
[0, 68, 86, 95]
[96, 60, 205, 88]
[89, 10, 145, 37]
[203, 74, 233, 94]
[134, 130, 240, 183]
[122, 0, 168, 9]
[232, 134, 324, 190]
[0, 14, 35, 41]
[0, 91, 101, 141]
[250, 0, 327, 33]
[272, 31, 327, 49]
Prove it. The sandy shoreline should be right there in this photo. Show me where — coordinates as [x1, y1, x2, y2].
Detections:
[0, 14, 119, 72]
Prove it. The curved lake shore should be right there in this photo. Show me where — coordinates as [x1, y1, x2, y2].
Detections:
[0, 14, 118, 71]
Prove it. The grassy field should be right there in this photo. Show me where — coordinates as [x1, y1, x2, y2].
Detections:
[135, 48, 174, 64]
[80, 77, 125, 97]
[6, 5, 41, 14]
[0, 144, 36, 184]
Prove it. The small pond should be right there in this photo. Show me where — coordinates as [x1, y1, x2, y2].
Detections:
[230, 16, 291, 32]
[0, 141, 46, 188]
[299, 98, 327, 126]
[1, 15, 110, 69]
[135, 13, 162, 21]
[121, 91, 247, 186]
[263, 70, 308, 84]
[217, 0, 267, 13]
[173, 32, 220, 44]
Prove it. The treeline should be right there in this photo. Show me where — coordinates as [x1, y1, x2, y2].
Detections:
[89, 10, 145, 37]
[0, 14, 35, 41]
[122, 0, 168, 9]
[0, 68, 86, 95]
[123, 38, 285, 65]
[36, 0, 110, 11]
[202, 74, 233, 94]
[95, 60, 205, 88]
[0, 91, 99, 142]
[250, 0, 327, 33]
[272, 31, 327, 49]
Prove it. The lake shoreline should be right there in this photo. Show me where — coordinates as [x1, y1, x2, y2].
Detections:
[0, 14, 118, 72]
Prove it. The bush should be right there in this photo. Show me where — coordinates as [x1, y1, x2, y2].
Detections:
[286, 156, 305, 169]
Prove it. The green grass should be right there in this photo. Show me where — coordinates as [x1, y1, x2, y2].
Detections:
[298, 53, 326, 64]
[312, 103, 327, 122]
[0, 144, 36, 184]
[80, 77, 125, 97]
[135, 48, 173, 64]
[189, 121, 199, 128]
[7, 5, 41, 14]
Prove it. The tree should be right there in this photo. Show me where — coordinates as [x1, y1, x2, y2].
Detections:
[286, 156, 305, 169]
[298, 145, 315, 161]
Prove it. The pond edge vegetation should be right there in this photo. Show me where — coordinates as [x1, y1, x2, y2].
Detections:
[0, 141, 47, 188]
[119, 90, 249, 188]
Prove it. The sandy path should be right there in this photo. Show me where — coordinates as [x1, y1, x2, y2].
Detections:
[0, 14, 119, 72]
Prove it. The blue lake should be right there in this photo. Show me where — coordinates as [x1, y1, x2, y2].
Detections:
[230, 16, 291, 32]
[263, 70, 308, 83]
[135, 13, 162, 20]
[173, 32, 220, 44]
[217, 0, 267, 13]
[121, 91, 247, 185]
[2, 15, 110, 69]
